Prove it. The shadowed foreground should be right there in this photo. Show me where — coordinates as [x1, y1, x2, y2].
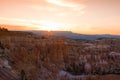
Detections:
[0, 28, 120, 80]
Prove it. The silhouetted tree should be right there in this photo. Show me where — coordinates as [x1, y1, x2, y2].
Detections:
[21, 69, 28, 80]
[0, 27, 8, 32]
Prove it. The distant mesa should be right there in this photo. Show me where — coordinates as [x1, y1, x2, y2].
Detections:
[30, 30, 120, 40]
[0, 24, 120, 40]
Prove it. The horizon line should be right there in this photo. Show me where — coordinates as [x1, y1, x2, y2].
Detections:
[0, 24, 120, 36]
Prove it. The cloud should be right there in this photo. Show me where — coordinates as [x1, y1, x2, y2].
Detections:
[0, 0, 88, 32]
[0, 17, 40, 24]
[28, 0, 86, 10]
[27, 0, 86, 19]
[0, 17, 42, 29]
[46, 0, 77, 8]
[45, 0, 86, 11]
[0, 17, 66, 30]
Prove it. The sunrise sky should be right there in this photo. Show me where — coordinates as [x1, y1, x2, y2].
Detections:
[0, 0, 120, 34]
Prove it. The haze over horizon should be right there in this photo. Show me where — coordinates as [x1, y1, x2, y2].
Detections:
[0, 0, 120, 35]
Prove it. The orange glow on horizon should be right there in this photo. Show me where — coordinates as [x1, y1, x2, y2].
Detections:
[0, 0, 120, 35]
[39, 26, 59, 31]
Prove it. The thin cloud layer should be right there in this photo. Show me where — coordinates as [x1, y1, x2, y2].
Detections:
[0, 0, 120, 34]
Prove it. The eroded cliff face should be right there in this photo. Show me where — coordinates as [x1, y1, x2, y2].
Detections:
[0, 35, 66, 80]
[61, 38, 120, 80]
[0, 33, 120, 80]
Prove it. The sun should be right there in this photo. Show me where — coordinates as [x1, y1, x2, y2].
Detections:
[37, 21, 61, 31]
[40, 26, 58, 31]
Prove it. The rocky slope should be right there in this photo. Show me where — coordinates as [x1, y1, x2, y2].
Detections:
[0, 30, 120, 80]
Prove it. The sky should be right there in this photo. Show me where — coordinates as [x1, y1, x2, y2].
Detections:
[0, 0, 120, 35]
